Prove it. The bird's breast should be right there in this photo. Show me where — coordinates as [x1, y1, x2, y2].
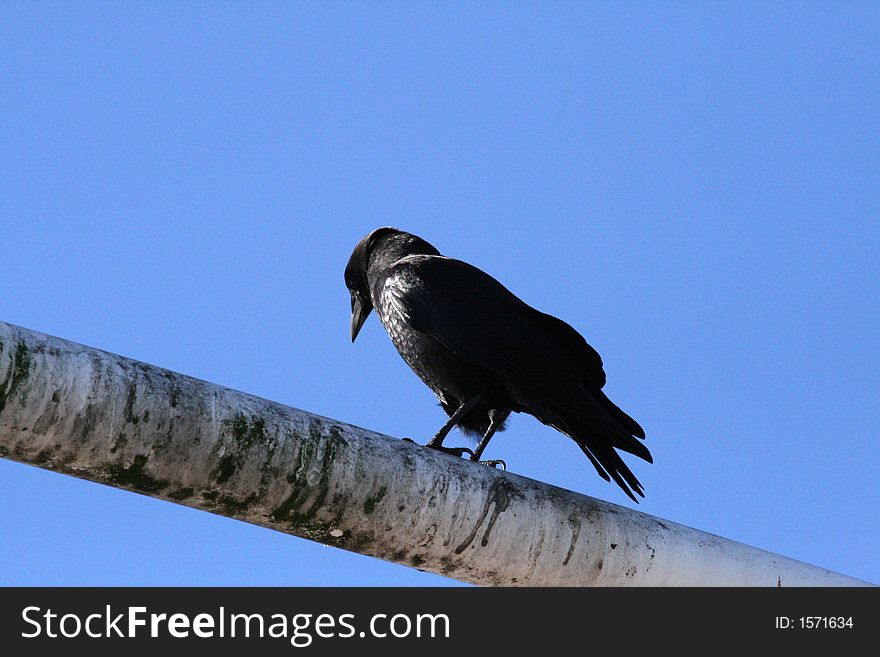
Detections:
[375, 273, 476, 399]
[376, 275, 427, 368]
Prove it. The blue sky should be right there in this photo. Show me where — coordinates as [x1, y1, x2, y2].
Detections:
[1, 3, 877, 585]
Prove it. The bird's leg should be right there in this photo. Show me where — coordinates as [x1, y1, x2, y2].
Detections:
[425, 396, 481, 457]
[470, 408, 510, 469]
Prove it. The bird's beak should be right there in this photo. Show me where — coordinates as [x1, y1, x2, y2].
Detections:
[350, 295, 370, 342]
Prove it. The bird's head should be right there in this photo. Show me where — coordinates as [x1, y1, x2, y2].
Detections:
[345, 227, 440, 342]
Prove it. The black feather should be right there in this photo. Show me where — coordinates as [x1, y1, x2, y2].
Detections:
[345, 228, 652, 502]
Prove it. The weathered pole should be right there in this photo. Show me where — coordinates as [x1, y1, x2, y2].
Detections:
[0, 321, 871, 586]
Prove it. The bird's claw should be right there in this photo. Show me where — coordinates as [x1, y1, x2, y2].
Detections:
[426, 443, 474, 458]
[476, 459, 507, 470]
[402, 438, 475, 459]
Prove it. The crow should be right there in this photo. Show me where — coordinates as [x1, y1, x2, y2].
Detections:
[344, 227, 652, 502]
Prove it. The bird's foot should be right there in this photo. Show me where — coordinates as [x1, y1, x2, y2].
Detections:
[403, 437, 476, 459]
[474, 459, 507, 470]
[427, 444, 475, 458]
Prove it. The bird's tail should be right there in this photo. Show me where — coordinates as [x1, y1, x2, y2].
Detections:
[552, 411, 652, 504]
[596, 390, 645, 439]
[574, 436, 647, 503]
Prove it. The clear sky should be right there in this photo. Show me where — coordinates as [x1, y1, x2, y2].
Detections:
[1, 3, 877, 586]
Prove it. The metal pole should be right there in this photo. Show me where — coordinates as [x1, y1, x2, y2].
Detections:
[0, 321, 871, 586]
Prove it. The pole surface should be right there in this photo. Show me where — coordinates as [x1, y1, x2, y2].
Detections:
[0, 321, 871, 586]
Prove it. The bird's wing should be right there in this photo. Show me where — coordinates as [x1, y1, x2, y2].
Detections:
[529, 309, 606, 388]
[382, 255, 607, 393]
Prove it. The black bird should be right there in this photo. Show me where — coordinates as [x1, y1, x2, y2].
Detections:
[345, 227, 652, 502]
